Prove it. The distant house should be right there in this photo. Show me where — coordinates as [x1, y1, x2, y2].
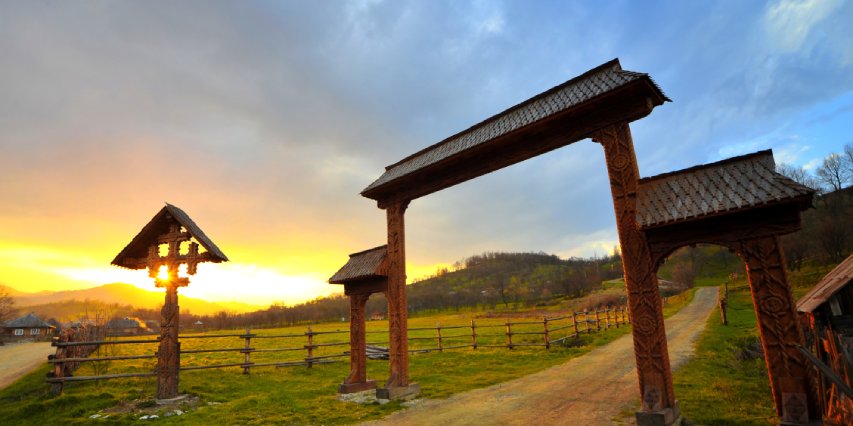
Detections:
[105, 317, 148, 336]
[2, 313, 56, 341]
[369, 312, 386, 321]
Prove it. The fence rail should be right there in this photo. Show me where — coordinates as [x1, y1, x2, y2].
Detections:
[47, 303, 636, 390]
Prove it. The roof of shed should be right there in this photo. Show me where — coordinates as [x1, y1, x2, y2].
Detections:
[112, 203, 228, 269]
[4, 313, 54, 329]
[636, 150, 814, 229]
[106, 317, 147, 328]
[329, 245, 388, 284]
[797, 253, 853, 314]
[362, 58, 669, 197]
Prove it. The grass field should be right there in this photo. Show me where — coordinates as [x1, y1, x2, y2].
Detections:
[1, 291, 697, 425]
[0, 283, 704, 425]
[673, 285, 776, 425]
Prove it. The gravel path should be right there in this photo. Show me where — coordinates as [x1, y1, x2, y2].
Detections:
[0, 342, 54, 389]
[363, 287, 719, 426]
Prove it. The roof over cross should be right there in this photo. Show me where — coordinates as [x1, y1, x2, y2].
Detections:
[112, 203, 229, 287]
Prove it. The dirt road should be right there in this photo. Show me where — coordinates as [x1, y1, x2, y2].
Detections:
[0, 342, 54, 389]
[364, 287, 718, 425]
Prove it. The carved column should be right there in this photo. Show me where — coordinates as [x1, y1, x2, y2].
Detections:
[340, 293, 375, 393]
[377, 200, 419, 399]
[593, 123, 678, 424]
[738, 235, 817, 424]
[157, 282, 180, 400]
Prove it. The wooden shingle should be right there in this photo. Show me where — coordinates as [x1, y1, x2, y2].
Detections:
[111, 203, 228, 269]
[362, 59, 669, 200]
[329, 246, 388, 284]
[636, 150, 814, 229]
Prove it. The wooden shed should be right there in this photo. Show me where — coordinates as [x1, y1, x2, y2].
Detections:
[797, 253, 853, 425]
[105, 317, 148, 336]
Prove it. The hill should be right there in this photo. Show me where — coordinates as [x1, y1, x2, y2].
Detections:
[407, 251, 623, 311]
[200, 251, 626, 330]
[9, 283, 263, 320]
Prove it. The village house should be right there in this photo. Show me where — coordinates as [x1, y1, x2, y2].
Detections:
[2, 313, 56, 341]
[105, 317, 148, 336]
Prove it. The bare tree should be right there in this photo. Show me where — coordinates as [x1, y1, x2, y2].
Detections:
[777, 163, 808, 184]
[671, 261, 696, 289]
[844, 143, 853, 182]
[0, 286, 15, 323]
[817, 153, 848, 192]
[776, 163, 821, 190]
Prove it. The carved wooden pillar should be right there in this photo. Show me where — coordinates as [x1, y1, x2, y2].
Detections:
[340, 293, 375, 393]
[157, 282, 180, 399]
[738, 235, 817, 424]
[377, 200, 420, 399]
[594, 122, 678, 425]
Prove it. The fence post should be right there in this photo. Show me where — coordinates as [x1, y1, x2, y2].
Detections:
[605, 307, 611, 329]
[437, 321, 443, 352]
[584, 309, 591, 334]
[242, 327, 252, 375]
[306, 326, 314, 368]
[471, 320, 478, 350]
[506, 319, 514, 350]
[572, 311, 579, 337]
[543, 317, 550, 349]
[595, 308, 601, 331]
[49, 337, 65, 395]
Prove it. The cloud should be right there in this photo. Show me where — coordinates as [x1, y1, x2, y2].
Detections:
[1, 1, 852, 304]
[764, 0, 843, 52]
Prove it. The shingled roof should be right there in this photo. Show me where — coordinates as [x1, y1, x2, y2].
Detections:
[362, 58, 669, 199]
[636, 150, 814, 229]
[4, 313, 54, 329]
[329, 245, 388, 284]
[112, 203, 228, 269]
[797, 253, 853, 314]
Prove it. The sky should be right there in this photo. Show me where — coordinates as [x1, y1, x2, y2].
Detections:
[1, 0, 852, 307]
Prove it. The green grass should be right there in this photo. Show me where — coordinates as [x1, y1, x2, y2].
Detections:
[0, 287, 700, 425]
[673, 286, 776, 425]
[0, 313, 638, 424]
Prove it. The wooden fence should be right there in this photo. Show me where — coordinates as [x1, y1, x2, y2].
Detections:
[46, 305, 631, 391]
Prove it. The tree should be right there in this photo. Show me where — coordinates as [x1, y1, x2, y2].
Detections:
[844, 143, 853, 181]
[776, 163, 820, 190]
[816, 153, 848, 192]
[0, 286, 15, 323]
[670, 259, 696, 288]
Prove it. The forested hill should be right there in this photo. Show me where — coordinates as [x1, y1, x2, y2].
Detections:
[200, 250, 626, 329]
[407, 251, 623, 311]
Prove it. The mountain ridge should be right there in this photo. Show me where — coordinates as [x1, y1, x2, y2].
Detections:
[7, 283, 263, 317]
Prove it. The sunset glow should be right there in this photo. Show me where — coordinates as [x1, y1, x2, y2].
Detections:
[1, 1, 851, 310]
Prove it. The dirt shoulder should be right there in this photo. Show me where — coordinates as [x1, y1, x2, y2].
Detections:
[0, 342, 54, 389]
[363, 287, 718, 425]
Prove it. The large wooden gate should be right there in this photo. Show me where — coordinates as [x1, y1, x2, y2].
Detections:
[356, 59, 816, 424]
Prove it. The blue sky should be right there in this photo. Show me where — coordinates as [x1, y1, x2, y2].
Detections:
[1, 0, 851, 304]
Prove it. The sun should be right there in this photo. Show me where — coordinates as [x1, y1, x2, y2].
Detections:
[157, 265, 170, 281]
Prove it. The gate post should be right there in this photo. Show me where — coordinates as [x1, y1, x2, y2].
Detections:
[377, 200, 420, 400]
[739, 235, 818, 424]
[340, 293, 374, 393]
[594, 122, 679, 426]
